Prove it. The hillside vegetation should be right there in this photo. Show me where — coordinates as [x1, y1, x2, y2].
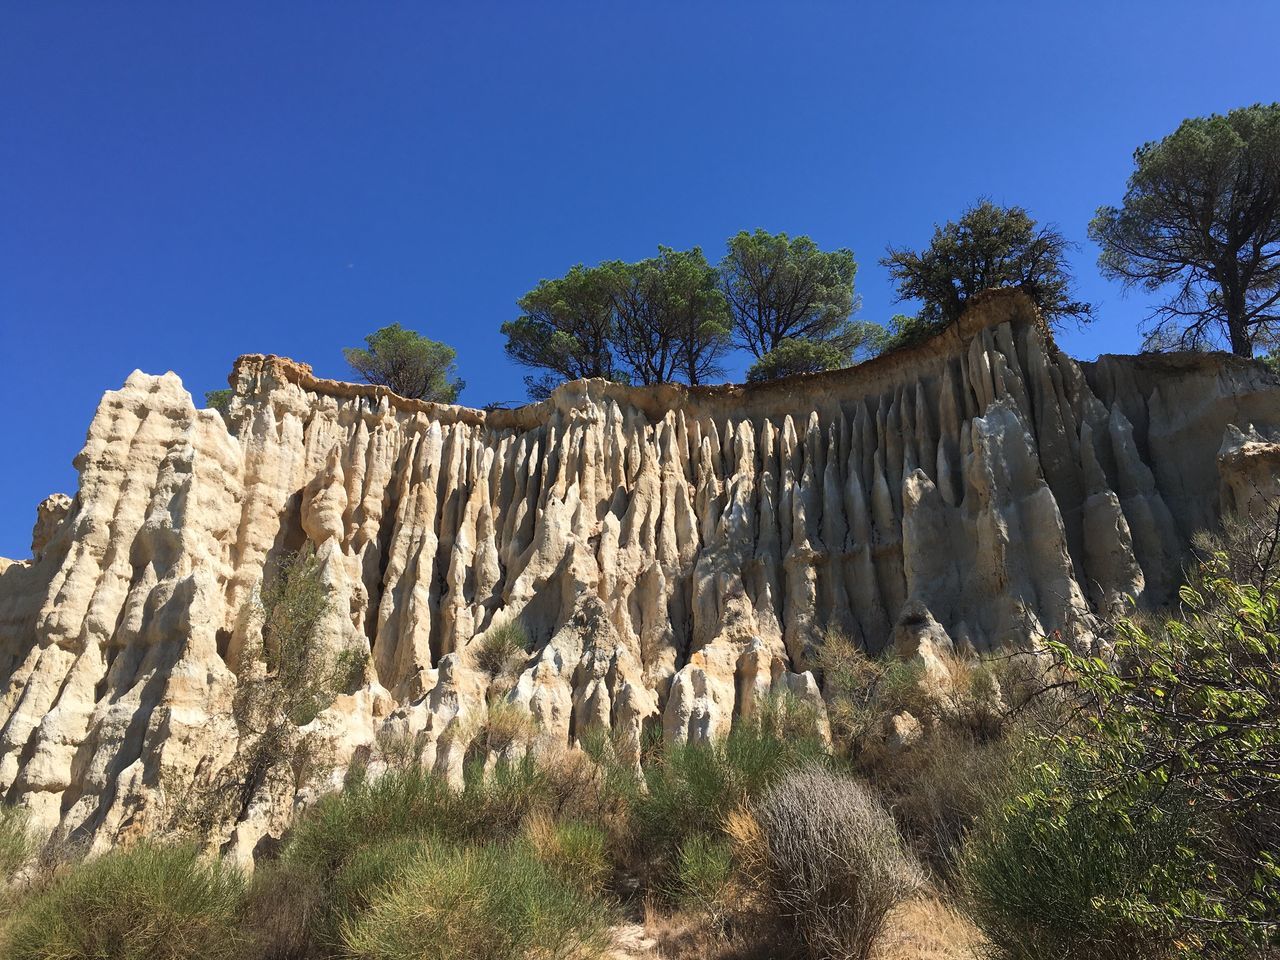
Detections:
[1, 502, 1277, 959]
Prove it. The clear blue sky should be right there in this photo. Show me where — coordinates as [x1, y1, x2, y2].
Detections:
[2, 2, 1276, 557]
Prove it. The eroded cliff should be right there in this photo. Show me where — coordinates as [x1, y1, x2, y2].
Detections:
[2, 290, 1277, 860]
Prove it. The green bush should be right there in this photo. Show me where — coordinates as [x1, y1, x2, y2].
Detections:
[0, 804, 32, 883]
[340, 839, 611, 960]
[3, 843, 244, 960]
[284, 766, 458, 879]
[280, 758, 576, 949]
[632, 708, 826, 893]
[867, 727, 1022, 884]
[962, 756, 1190, 960]
[239, 858, 327, 960]
[815, 631, 884, 754]
[673, 833, 735, 915]
[471, 621, 530, 677]
[962, 506, 1280, 958]
[523, 815, 611, 896]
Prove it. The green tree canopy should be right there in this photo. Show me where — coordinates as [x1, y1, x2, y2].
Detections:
[719, 230, 861, 365]
[882, 200, 1093, 333]
[745, 322, 884, 382]
[600, 246, 732, 386]
[204, 389, 232, 417]
[502, 265, 623, 400]
[1089, 103, 1280, 357]
[343, 324, 464, 403]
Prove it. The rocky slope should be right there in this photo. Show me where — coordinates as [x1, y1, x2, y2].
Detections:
[1, 290, 1276, 860]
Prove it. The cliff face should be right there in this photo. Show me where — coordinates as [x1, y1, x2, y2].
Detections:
[1, 290, 1277, 860]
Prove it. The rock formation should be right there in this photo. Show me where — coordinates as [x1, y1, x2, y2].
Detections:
[1, 289, 1277, 858]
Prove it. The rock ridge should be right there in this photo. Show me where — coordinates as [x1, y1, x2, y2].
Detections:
[1, 288, 1277, 859]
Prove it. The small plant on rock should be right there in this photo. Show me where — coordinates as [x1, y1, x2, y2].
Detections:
[471, 621, 531, 677]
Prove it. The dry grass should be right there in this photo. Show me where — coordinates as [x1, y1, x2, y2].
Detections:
[475, 699, 538, 754]
[753, 765, 924, 960]
[639, 898, 796, 960]
[872, 896, 985, 960]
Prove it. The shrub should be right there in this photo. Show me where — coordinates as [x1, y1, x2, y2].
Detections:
[867, 726, 1022, 884]
[474, 700, 538, 755]
[3, 843, 245, 960]
[204, 389, 233, 419]
[284, 766, 459, 882]
[471, 621, 530, 677]
[175, 546, 365, 839]
[280, 757, 582, 949]
[962, 503, 1280, 958]
[523, 814, 611, 896]
[0, 804, 32, 883]
[240, 858, 328, 960]
[633, 710, 826, 887]
[339, 839, 611, 960]
[753, 765, 923, 960]
[816, 631, 884, 754]
[672, 833, 735, 920]
[961, 756, 1189, 960]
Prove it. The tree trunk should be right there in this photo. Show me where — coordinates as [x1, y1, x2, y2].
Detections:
[1223, 281, 1253, 357]
[1227, 308, 1253, 358]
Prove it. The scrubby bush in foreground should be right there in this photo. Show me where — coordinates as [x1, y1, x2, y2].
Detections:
[752, 765, 923, 960]
[631, 699, 828, 892]
[3, 843, 244, 960]
[340, 838, 611, 960]
[962, 503, 1280, 958]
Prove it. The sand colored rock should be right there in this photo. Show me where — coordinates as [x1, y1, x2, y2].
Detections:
[1, 289, 1277, 855]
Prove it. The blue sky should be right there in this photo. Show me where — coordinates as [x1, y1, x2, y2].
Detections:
[2, 2, 1276, 557]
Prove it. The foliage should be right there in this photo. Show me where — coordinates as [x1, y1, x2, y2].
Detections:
[470, 620, 530, 676]
[963, 754, 1191, 960]
[672, 833, 736, 920]
[2, 843, 245, 960]
[522, 814, 611, 897]
[0, 804, 32, 884]
[204, 388, 233, 418]
[720, 229, 867, 363]
[745, 323, 883, 382]
[875, 313, 939, 354]
[473, 700, 538, 755]
[600, 246, 733, 386]
[239, 858, 329, 960]
[339, 838, 612, 960]
[253, 547, 364, 727]
[632, 702, 827, 890]
[175, 546, 364, 839]
[506, 248, 732, 396]
[963, 504, 1280, 957]
[1089, 103, 1280, 357]
[503, 264, 625, 399]
[815, 630, 886, 754]
[343, 323, 464, 402]
[753, 765, 923, 960]
[882, 199, 1093, 334]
